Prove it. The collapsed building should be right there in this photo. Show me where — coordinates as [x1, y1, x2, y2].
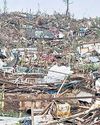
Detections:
[0, 12, 99, 125]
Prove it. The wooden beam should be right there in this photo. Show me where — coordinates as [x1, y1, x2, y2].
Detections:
[31, 101, 34, 125]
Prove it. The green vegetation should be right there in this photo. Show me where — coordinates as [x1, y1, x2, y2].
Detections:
[16, 123, 21, 125]
[0, 110, 20, 117]
[80, 63, 99, 72]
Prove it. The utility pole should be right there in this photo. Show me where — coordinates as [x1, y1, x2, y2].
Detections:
[3, 0, 7, 14]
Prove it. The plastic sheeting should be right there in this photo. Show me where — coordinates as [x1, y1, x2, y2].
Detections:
[43, 65, 73, 83]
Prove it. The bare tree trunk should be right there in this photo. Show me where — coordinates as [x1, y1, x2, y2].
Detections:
[66, 0, 69, 16]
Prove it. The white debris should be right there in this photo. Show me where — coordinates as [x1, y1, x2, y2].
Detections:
[90, 100, 100, 110]
[43, 65, 73, 83]
[0, 116, 20, 125]
[95, 78, 100, 92]
[34, 115, 53, 125]
[0, 59, 6, 68]
[76, 91, 93, 103]
[58, 32, 64, 38]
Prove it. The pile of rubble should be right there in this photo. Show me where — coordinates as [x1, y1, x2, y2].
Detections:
[0, 12, 100, 125]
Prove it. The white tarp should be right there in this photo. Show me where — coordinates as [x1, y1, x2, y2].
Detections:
[43, 65, 73, 83]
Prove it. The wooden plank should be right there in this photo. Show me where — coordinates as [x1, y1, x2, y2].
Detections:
[31, 101, 34, 125]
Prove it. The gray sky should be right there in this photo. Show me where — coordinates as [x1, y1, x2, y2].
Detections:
[0, 0, 100, 18]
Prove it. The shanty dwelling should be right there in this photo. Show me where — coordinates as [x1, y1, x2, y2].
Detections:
[77, 42, 100, 56]
[12, 48, 37, 56]
[25, 28, 55, 40]
[0, 47, 40, 74]
[80, 49, 100, 66]
[0, 47, 20, 73]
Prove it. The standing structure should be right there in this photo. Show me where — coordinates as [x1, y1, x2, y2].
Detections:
[66, 0, 69, 16]
[37, 2, 41, 15]
[63, 0, 70, 16]
[3, 0, 7, 14]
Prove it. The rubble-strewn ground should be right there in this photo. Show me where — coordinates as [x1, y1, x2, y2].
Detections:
[0, 12, 100, 125]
